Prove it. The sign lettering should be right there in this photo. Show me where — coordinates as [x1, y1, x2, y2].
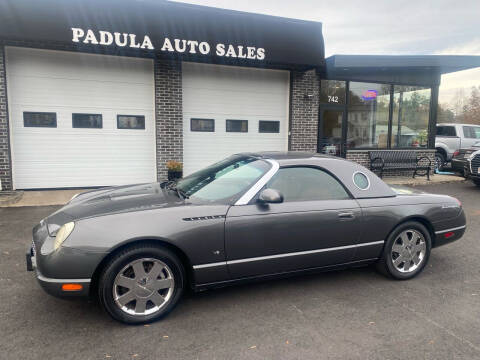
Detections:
[71, 28, 266, 60]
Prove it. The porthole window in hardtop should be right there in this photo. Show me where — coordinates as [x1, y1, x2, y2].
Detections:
[267, 167, 350, 202]
[117, 115, 145, 129]
[353, 172, 370, 190]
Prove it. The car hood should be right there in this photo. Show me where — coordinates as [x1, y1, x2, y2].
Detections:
[45, 183, 183, 235]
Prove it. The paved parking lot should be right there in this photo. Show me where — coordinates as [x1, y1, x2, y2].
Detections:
[1, 181, 479, 360]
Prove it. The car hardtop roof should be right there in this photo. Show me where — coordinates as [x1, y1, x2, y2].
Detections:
[438, 123, 480, 127]
[235, 151, 398, 199]
[237, 151, 336, 161]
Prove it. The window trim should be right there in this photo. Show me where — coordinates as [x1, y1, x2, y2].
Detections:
[226, 119, 248, 133]
[235, 159, 279, 205]
[259, 120, 280, 133]
[352, 171, 370, 191]
[117, 115, 146, 130]
[72, 113, 103, 129]
[191, 118, 215, 132]
[319, 79, 434, 151]
[23, 111, 57, 128]
[249, 165, 353, 203]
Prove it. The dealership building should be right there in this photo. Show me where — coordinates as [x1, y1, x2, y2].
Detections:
[1, 0, 479, 190]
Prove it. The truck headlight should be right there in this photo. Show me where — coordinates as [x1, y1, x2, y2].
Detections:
[54, 222, 75, 250]
[469, 150, 480, 160]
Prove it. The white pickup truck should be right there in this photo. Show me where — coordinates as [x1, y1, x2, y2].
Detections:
[435, 123, 480, 170]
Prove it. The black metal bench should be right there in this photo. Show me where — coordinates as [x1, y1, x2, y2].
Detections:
[369, 150, 432, 180]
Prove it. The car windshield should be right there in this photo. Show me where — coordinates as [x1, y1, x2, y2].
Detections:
[175, 155, 271, 204]
[474, 142, 480, 147]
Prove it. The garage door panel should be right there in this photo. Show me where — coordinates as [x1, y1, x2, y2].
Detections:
[8, 76, 153, 110]
[183, 62, 289, 175]
[7, 47, 153, 84]
[7, 47, 155, 189]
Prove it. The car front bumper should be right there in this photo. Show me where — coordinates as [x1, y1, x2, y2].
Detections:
[450, 158, 467, 173]
[26, 221, 106, 298]
[26, 244, 92, 298]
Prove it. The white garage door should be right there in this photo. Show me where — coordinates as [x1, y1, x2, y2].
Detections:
[6, 47, 155, 189]
[182, 62, 289, 175]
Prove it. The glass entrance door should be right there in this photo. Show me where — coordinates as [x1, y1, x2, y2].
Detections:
[318, 107, 346, 157]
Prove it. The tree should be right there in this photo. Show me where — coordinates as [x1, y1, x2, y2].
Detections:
[437, 103, 455, 123]
[461, 86, 480, 125]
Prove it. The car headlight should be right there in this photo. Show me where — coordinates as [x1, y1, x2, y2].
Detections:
[54, 222, 75, 250]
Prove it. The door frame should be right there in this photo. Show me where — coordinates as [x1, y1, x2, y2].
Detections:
[318, 104, 347, 158]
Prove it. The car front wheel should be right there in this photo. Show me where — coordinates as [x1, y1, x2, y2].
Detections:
[98, 244, 185, 324]
[377, 221, 431, 280]
[435, 153, 445, 172]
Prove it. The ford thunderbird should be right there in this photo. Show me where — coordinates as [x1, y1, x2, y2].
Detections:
[26, 152, 466, 324]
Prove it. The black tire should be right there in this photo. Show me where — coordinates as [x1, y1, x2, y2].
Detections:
[435, 152, 445, 172]
[473, 179, 480, 187]
[98, 244, 185, 324]
[376, 221, 431, 280]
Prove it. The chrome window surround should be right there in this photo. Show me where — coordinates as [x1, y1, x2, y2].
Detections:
[352, 171, 371, 191]
[234, 159, 280, 205]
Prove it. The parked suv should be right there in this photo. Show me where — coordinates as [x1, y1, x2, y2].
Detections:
[465, 150, 480, 186]
[435, 123, 480, 171]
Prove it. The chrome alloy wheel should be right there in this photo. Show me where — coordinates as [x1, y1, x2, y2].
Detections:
[113, 258, 175, 316]
[391, 230, 427, 273]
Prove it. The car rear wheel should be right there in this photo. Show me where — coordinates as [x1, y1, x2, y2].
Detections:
[377, 221, 431, 280]
[98, 244, 185, 324]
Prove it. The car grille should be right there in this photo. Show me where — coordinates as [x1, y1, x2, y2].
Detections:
[471, 154, 480, 174]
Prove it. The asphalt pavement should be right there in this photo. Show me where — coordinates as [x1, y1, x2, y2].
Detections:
[1, 181, 479, 360]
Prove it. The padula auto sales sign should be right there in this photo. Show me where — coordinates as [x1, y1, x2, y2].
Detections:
[71, 28, 266, 60]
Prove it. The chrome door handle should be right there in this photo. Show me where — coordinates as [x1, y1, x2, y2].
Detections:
[338, 212, 355, 219]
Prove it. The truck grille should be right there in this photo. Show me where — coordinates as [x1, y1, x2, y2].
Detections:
[471, 154, 480, 174]
[31, 240, 36, 257]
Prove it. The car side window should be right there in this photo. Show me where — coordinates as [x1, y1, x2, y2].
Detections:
[463, 126, 480, 139]
[266, 167, 350, 202]
[437, 126, 456, 137]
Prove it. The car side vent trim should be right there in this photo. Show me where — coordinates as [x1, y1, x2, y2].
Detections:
[192, 240, 385, 270]
[183, 215, 226, 221]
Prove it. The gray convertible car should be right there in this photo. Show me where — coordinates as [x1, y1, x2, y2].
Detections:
[26, 152, 466, 324]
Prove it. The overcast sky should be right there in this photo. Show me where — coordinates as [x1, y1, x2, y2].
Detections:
[172, 0, 480, 107]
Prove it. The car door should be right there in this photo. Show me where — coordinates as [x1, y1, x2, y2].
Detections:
[225, 166, 362, 279]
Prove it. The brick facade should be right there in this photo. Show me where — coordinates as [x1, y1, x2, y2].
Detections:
[0, 45, 12, 191]
[289, 69, 320, 152]
[154, 59, 183, 181]
[346, 149, 436, 178]
[0, 42, 440, 187]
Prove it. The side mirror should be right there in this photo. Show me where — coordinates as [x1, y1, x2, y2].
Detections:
[257, 188, 283, 204]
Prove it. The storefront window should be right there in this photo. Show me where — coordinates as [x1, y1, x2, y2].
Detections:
[391, 86, 431, 148]
[320, 80, 346, 105]
[347, 82, 391, 148]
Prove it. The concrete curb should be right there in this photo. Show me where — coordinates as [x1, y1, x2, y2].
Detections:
[0, 191, 24, 206]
